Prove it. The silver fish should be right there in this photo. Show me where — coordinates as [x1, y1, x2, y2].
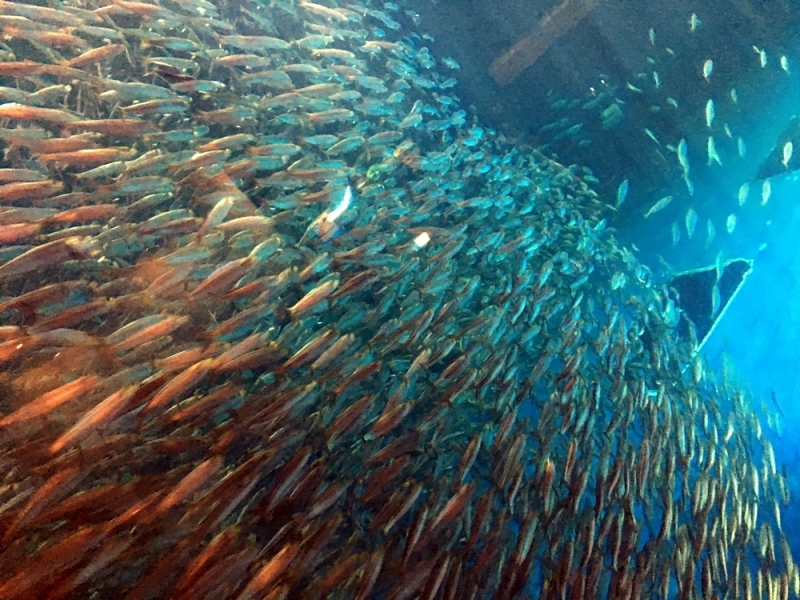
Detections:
[644, 195, 673, 218]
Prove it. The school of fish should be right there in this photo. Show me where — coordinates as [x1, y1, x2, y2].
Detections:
[0, 0, 795, 598]
[537, 8, 796, 266]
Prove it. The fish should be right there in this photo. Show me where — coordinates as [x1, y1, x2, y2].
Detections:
[769, 390, 785, 419]
[762, 179, 772, 205]
[711, 282, 721, 316]
[781, 55, 790, 74]
[0, 376, 100, 425]
[705, 99, 715, 128]
[726, 214, 737, 234]
[722, 123, 733, 138]
[326, 136, 365, 156]
[677, 138, 690, 175]
[706, 219, 716, 248]
[707, 136, 722, 166]
[616, 179, 629, 207]
[702, 59, 713, 82]
[51, 387, 137, 453]
[288, 278, 340, 318]
[689, 13, 701, 32]
[755, 116, 800, 179]
[643, 195, 673, 218]
[685, 207, 698, 239]
[753, 45, 768, 68]
[738, 182, 749, 205]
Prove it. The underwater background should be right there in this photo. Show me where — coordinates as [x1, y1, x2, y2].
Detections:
[0, 0, 797, 597]
[421, 0, 800, 562]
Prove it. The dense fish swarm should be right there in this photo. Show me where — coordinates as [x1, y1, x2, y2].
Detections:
[0, 0, 795, 598]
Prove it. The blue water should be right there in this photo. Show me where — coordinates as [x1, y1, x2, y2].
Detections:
[612, 37, 800, 558]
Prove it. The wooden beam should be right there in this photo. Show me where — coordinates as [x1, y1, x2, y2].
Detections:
[489, 0, 601, 86]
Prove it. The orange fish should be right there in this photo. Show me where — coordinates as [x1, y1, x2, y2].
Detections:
[288, 278, 339, 318]
[50, 386, 137, 453]
[0, 103, 78, 124]
[0, 376, 100, 426]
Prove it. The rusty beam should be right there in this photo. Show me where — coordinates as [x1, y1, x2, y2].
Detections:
[489, 0, 601, 86]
